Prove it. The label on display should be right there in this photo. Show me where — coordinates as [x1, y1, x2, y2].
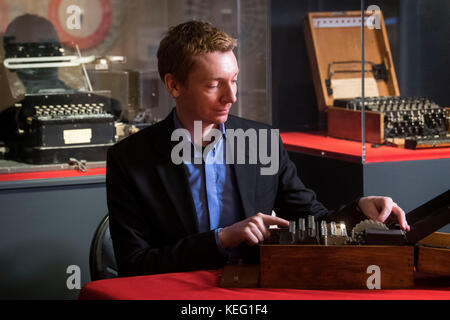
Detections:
[63, 128, 92, 144]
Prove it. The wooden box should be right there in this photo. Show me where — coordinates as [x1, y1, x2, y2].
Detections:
[416, 232, 450, 276]
[259, 244, 414, 289]
[303, 11, 399, 144]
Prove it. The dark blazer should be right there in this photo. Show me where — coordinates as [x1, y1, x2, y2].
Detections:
[107, 109, 366, 277]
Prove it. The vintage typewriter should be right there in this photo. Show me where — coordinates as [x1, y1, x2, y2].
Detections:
[1, 41, 116, 164]
[5, 92, 116, 164]
[333, 96, 450, 149]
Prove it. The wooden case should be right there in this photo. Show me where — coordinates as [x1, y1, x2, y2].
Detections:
[303, 11, 399, 144]
[219, 233, 449, 289]
[259, 244, 414, 289]
[416, 232, 450, 276]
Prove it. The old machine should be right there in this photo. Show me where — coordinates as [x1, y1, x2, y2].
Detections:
[0, 41, 116, 164]
[220, 189, 450, 289]
[333, 96, 450, 149]
[303, 10, 450, 148]
[6, 92, 115, 164]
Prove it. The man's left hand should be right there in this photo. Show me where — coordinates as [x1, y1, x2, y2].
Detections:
[358, 196, 410, 231]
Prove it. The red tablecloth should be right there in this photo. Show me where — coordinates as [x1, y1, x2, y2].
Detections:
[280, 132, 450, 163]
[78, 269, 450, 300]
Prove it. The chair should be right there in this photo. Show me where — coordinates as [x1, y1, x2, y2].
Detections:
[89, 214, 118, 281]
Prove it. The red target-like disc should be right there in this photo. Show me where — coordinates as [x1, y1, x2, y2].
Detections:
[48, 0, 112, 50]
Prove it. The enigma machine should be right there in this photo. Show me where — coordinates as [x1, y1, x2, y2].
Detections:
[303, 11, 450, 149]
[0, 41, 116, 164]
[333, 96, 450, 149]
[220, 190, 450, 290]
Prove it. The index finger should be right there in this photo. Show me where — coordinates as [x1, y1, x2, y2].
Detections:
[391, 205, 410, 231]
[260, 214, 290, 227]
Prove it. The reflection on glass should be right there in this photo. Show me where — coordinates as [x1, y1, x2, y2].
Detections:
[2, 14, 91, 97]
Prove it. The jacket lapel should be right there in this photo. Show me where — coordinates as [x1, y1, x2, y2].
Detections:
[154, 110, 199, 234]
[225, 117, 257, 219]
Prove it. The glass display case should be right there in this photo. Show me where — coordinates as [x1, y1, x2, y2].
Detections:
[272, 0, 449, 223]
[0, 0, 271, 173]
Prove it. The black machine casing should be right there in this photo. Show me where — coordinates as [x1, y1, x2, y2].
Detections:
[7, 92, 116, 164]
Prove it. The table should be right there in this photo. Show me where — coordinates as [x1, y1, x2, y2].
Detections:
[78, 269, 450, 300]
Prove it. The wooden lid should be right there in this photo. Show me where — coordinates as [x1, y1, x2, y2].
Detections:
[303, 11, 400, 111]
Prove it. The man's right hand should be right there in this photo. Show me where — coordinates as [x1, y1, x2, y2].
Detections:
[218, 213, 290, 248]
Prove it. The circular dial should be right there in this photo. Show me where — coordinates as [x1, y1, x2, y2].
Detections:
[47, 0, 123, 54]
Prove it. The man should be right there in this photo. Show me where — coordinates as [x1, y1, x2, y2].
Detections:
[107, 21, 409, 277]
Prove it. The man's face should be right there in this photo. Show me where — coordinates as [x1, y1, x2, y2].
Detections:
[175, 50, 238, 127]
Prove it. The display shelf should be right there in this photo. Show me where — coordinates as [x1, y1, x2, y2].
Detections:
[280, 132, 450, 163]
[0, 160, 106, 183]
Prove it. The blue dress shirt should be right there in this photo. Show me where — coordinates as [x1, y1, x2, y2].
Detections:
[173, 111, 244, 256]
